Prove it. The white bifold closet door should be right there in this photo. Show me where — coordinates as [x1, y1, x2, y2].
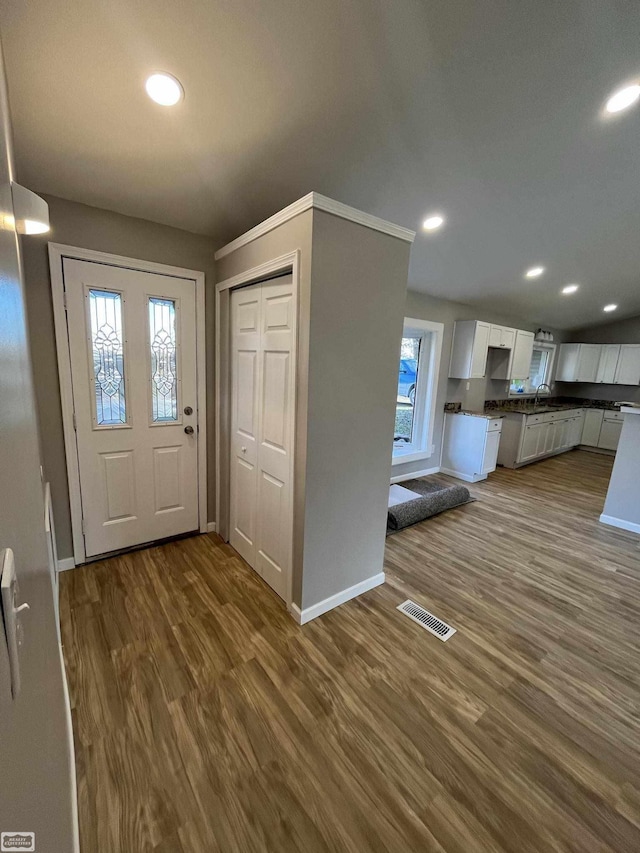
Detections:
[229, 275, 295, 601]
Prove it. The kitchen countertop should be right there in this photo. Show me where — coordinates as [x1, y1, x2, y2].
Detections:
[445, 397, 625, 417]
[449, 410, 505, 419]
[485, 402, 621, 416]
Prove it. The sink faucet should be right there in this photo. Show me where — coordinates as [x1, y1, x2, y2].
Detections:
[533, 383, 552, 410]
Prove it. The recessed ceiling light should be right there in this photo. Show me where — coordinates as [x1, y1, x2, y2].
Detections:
[145, 72, 184, 106]
[525, 266, 545, 279]
[422, 214, 445, 231]
[603, 304, 618, 312]
[605, 83, 640, 114]
[562, 284, 579, 295]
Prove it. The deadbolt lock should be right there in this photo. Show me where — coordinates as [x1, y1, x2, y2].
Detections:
[184, 406, 193, 416]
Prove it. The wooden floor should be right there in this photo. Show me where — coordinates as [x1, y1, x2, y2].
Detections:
[61, 450, 640, 852]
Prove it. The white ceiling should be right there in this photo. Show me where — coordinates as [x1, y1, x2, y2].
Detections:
[2, 0, 640, 329]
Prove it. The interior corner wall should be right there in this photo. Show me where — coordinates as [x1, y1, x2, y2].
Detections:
[213, 209, 314, 608]
[301, 210, 410, 610]
[391, 289, 567, 481]
[21, 195, 216, 560]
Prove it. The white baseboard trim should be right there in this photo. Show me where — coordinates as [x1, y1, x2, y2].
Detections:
[439, 467, 485, 483]
[599, 514, 640, 535]
[291, 572, 385, 625]
[206, 521, 217, 533]
[390, 465, 440, 484]
[59, 642, 80, 853]
[57, 557, 76, 572]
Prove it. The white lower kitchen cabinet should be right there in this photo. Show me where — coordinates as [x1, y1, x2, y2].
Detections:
[581, 409, 604, 446]
[497, 409, 585, 468]
[580, 409, 624, 452]
[441, 413, 503, 482]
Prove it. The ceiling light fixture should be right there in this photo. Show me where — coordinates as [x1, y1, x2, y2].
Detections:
[603, 304, 618, 312]
[562, 284, 579, 294]
[422, 214, 445, 232]
[525, 266, 545, 279]
[145, 72, 184, 106]
[605, 83, 640, 114]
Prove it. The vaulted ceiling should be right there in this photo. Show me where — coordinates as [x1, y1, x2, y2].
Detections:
[1, 0, 639, 329]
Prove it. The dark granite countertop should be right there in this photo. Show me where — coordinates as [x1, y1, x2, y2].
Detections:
[445, 397, 622, 415]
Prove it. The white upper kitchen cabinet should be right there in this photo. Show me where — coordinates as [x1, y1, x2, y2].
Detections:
[596, 345, 621, 384]
[488, 324, 516, 351]
[614, 344, 640, 385]
[509, 330, 535, 380]
[556, 343, 601, 382]
[449, 320, 491, 379]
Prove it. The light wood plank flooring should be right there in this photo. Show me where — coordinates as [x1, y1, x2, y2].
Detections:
[60, 450, 640, 852]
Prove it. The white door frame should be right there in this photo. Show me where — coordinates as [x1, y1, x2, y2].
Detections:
[49, 243, 207, 566]
[215, 250, 300, 610]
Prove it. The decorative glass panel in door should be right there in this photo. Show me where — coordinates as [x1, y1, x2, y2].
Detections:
[89, 289, 127, 425]
[149, 297, 178, 422]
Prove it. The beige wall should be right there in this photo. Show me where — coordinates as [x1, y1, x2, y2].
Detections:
[302, 211, 410, 608]
[392, 289, 567, 480]
[0, 48, 74, 850]
[22, 195, 216, 559]
[215, 208, 411, 610]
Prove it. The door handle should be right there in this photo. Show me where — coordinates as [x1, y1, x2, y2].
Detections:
[184, 425, 194, 435]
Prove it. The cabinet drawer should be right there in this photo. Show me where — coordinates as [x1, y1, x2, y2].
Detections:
[527, 414, 544, 424]
[487, 419, 503, 432]
[603, 411, 624, 421]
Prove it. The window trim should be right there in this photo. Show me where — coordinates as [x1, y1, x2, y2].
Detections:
[392, 317, 444, 466]
[508, 342, 557, 397]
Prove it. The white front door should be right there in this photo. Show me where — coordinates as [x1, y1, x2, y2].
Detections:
[229, 275, 295, 601]
[64, 258, 199, 558]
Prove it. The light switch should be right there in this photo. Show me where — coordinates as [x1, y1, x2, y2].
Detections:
[1, 548, 30, 699]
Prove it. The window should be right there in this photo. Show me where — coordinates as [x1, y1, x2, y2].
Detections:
[89, 289, 127, 425]
[148, 297, 178, 422]
[509, 343, 556, 396]
[393, 318, 444, 465]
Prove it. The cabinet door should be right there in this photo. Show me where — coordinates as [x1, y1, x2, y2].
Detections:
[568, 416, 582, 446]
[581, 409, 603, 446]
[556, 344, 580, 381]
[596, 345, 620, 384]
[509, 331, 535, 379]
[470, 322, 491, 378]
[520, 423, 543, 461]
[543, 421, 555, 454]
[501, 327, 516, 351]
[552, 419, 567, 450]
[489, 325, 503, 348]
[614, 345, 640, 385]
[576, 345, 601, 383]
[598, 419, 623, 451]
[482, 429, 501, 473]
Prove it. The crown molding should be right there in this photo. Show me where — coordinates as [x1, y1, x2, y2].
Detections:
[214, 192, 415, 260]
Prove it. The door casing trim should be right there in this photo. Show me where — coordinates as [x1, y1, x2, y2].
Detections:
[49, 242, 207, 566]
[215, 250, 300, 611]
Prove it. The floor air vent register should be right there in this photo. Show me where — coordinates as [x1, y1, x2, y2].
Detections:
[397, 599, 456, 641]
